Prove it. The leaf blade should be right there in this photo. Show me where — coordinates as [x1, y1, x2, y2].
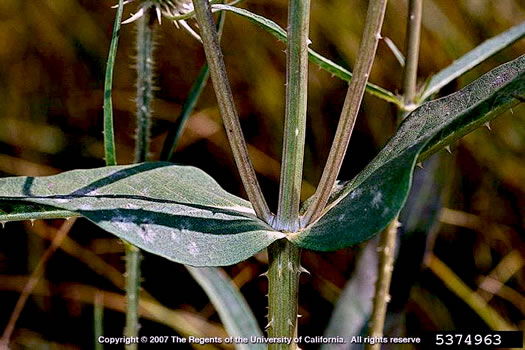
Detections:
[186, 266, 265, 349]
[321, 241, 378, 350]
[421, 21, 525, 101]
[103, 0, 124, 166]
[0, 163, 284, 266]
[293, 55, 525, 251]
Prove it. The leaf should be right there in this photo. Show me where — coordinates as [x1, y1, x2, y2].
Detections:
[292, 55, 525, 250]
[161, 66, 209, 162]
[420, 21, 525, 101]
[211, 4, 401, 106]
[389, 156, 443, 308]
[0, 202, 78, 223]
[0, 162, 284, 266]
[103, 0, 124, 166]
[321, 240, 378, 350]
[186, 266, 265, 349]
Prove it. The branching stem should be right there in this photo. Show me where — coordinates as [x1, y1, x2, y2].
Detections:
[402, 0, 422, 110]
[302, 0, 388, 227]
[276, 0, 311, 231]
[192, 0, 272, 223]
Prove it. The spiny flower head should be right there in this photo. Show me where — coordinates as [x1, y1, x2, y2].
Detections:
[117, 0, 201, 40]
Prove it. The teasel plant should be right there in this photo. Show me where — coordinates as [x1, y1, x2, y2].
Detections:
[0, 0, 524, 348]
[106, 0, 207, 347]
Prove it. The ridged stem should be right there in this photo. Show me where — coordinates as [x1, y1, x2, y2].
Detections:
[302, 0, 388, 226]
[191, 0, 272, 223]
[365, 218, 399, 350]
[402, 0, 422, 111]
[124, 243, 141, 350]
[275, 0, 311, 232]
[123, 10, 156, 348]
[135, 11, 155, 163]
[267, 240, 302, 350]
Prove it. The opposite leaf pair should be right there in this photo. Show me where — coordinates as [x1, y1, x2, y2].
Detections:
[0, 54, 523, 266]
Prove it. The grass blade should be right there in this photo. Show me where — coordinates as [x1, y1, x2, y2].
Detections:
[103, 0, 124, 166]
[426, 254, 516, 331]
[187, 267, 265, 349]
[160, 64, 210, 161]
[421, 21, 525, 101]
[160, 9, 226, 162]
[321, 241, 378, 350]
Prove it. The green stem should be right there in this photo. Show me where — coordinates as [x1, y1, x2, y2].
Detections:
[210, 4, 401, 107]
[276, 0, 311, 232]
[135, 10, 155, 163]
[267, 240, 302, 350]
[365, 218, 399, 350]
[301, 0, 388, 227]
[402, 0, 422, 111]
[191, 0, 272, 223]
[124, 243, 141, 350]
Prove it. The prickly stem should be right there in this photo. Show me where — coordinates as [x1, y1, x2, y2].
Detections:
[123, 9, 154, 347]
[124, 243, 141, 350]
[366, 218, 399, 350]
[267, 239, 301, 349]
[135, 9, 155, 163]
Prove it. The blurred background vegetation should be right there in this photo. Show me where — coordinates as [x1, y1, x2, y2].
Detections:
[0, 0, 524, 348]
